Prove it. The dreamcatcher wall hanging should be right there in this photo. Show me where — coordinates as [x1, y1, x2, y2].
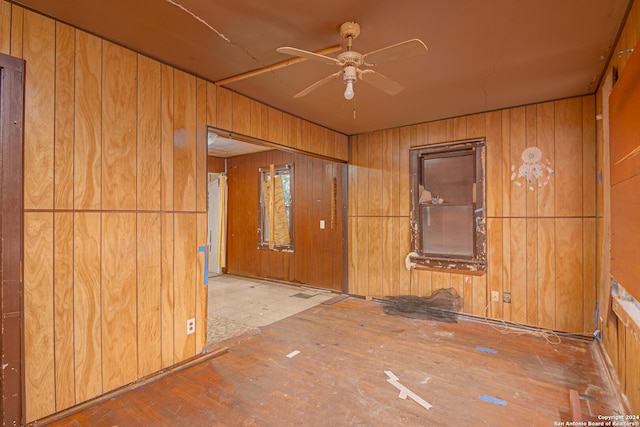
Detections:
[511, 146, 554, 191]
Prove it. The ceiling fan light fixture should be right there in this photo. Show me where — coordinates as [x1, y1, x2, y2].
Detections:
[343, 65, 357, 100]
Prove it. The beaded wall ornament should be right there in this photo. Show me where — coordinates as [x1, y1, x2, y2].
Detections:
[510, 146, 554, 191]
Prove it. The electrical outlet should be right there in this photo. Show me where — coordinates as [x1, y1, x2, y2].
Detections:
[491, 291, 499, 302]
[503, 292, 512, 304]
[186, 318, 196, 335]
[320, 220, 325, 229]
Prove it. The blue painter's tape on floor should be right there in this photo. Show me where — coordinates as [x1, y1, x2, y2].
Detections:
[479, 394, 506, 406]
[475, 346, 497, 354]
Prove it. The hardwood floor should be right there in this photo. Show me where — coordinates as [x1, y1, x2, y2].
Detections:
[40, 298, 624, 426]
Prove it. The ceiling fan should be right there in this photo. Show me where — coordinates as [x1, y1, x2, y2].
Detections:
[276, 22, 428, 100]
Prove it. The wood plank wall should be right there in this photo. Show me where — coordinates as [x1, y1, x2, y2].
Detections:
[598, 0, 640, 414]
[348, 97, 598, 335]
[0, 2, 348, 422]
[226, 150, 344, 291]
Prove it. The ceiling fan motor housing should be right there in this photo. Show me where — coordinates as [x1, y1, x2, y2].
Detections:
[337, 51, 363, 66]
[339, 22, 360, 40]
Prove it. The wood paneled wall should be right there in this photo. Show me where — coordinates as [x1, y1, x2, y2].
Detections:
[215, 86, 348, 162]
[348, 96, 598, 334]
[598, 0, 640, 414]
[226, 150, 344, 291]
[0, 2, 348, 422]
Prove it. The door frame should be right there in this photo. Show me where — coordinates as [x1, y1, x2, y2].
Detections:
[0, 52, 26, 425]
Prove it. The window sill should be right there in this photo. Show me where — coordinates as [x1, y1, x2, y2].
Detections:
[409, 254, 486, 274]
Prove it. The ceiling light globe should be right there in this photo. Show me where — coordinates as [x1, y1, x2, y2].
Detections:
[344, 81, 355, 100]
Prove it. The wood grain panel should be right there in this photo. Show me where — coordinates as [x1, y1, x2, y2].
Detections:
[290, 115, 301, 151]
[367, 132, 383, 217]
[232, 92, 251, 135]
[487, 218, 503, 319]
[431, 271, 450, 291]
[611, 176, 640, 301]
[355, 217, 369, 296]
[463, 274, 473, 314]
[625, 328, 640, 415]
[102, 212, 137, 392]
[348, 134, 359, 218]
[300, 120, 311, 153]
[102, 41, 137, 211]
[427, 120, 447, 145]
[216, 86, 232, 131]
[23, 10, 55, 210]
[196, 212, 208, 351]
[249, 99, 262, 139]
[555, 218, 583, 332]
[509, 217, 527, 325]
[161, 64, 174, 211]
[582, 96, 596, 216]
[24, 212, 55, 422]
[367, 217, 383, 297]
[502, 217, 512, 321]
[268, 107, 283, 145]
[485, 111, 503, 217]
[0, 1, 10, 54]
[397, 222, 411, 294]
[582, 218, 596, 334]
[537, 218, 556, 329]
[206, 82, 217, 127]
[161, 213, 175, 368]
[501, 110, 511, 217]
[536, 102, 556, 217]
[355, 134, 369, 217]
[472, 274, 487, 317]
[398, 127, 412, 217]
[74, 31, 102, 210]
[10, 4, 22, 58]
[174, 213, 197, 363]
[54, 22, 75, 210]
[381, 130, 393, 216]
[137, 213, 162, 377]
[54, 212, 75, 411]
[525, 218, 538, 326]
[281, 113, 292, 148]
[555, 98, 583, 217]
[196, 79, 208, 213]
[452, 116, 466, 140]
[381, 217, 397, 296]
[525, 105, 537, 217]
[137, 55, 162, 211]
[74, 212, 102, 402]
[348, 217, 357, 294]
[509, 107, 526, 216]
[173, 70, 197, 212]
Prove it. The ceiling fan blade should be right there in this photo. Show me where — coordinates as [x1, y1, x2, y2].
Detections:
[277, 47, 339, 65]
[362, 39, 428, 66]
[358, 69, 405, 96]
[217, 45, 341, 86]
[294, 70, 343, 98]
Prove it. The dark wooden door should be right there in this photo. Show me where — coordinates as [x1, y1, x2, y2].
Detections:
[0, 52, 25, 426]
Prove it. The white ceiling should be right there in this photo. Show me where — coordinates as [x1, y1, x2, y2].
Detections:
[14, 0, 631, 137]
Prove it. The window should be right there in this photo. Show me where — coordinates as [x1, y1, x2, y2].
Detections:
[258, 163, 294, 250]
[410, 139, 486, 271]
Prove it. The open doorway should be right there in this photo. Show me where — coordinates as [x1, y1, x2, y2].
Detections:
[205, 128, 345, 347]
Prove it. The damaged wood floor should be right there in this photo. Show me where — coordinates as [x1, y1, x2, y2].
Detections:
[41, 298, 624, 426]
